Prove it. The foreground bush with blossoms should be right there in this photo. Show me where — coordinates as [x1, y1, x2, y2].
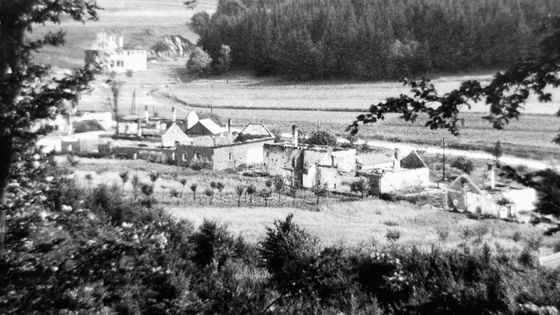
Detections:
[1, 152, 560, 314]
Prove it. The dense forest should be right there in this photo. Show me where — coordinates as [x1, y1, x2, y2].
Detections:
[191, 0, 560, 80]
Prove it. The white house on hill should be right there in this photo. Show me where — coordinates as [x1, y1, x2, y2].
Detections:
[85, 32, 147, 73]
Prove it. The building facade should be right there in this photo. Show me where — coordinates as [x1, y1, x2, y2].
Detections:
[85, 33, 147, 73]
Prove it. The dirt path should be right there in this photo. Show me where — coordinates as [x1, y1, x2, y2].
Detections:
[362, 139, 559, 171]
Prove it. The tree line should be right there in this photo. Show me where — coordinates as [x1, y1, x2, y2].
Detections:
[191, 0, 560, 80]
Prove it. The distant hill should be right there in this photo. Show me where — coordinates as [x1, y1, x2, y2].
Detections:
[32, 0, 217, 69]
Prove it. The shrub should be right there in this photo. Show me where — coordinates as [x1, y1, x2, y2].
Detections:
[379, 193, 397, 202]
[473, 223, 490, 238]
[451, 156, 475, 174]
[437, 229, 450, 242]
[187, 47, 213, 77]
[385, 230, 401, 242]
[305, 129, 337, 146]
[259, 214, 319, 296]
[190, 220, 236, 268]
[526, 235, 543, 251]
[461, 227, 474, 240]
[554, 241, 560, 253]
[518, 249, 536, 267]
[512, 231, 522, 242]
[354, 250, 412, 307]
[534, 169, 560, 220]
[384, 220, 399, 227]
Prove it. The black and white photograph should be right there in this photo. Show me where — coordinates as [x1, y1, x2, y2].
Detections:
[1, 0, 560, 313]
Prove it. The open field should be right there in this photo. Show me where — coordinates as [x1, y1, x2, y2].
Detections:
[165, 74, 560, 115]
[66, 157, 560, 253]
[167, 201, 560, 254]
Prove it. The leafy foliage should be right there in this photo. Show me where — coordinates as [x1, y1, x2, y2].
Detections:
[305, 129, 337, 146]
[187, 47, 213, 77]
[450, 157, 475, 175]
[194, 0, 559, 80]
[350, 16, 560, 139]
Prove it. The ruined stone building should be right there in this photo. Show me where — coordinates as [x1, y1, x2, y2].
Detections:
[85, 32, 147, 73]
[263, 127, 356, 189]
[358, 150, 430, 194]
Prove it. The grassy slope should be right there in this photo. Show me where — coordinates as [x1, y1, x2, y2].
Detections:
[31, 0, 216, 68]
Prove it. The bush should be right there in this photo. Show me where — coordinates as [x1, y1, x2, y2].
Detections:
[451, 156, 475, 174]
[385, 230, 401, 242]
[187, 46, 213, 77]
[259, 214, 319, 295]
[305, 129, 337, 146]
[526, 235, 543, 251]
[437, 229, 450, 242]
[190, 220, 237, 268]
[380, 193, 397, 202]
[512, 231, 522, 242]
[384, 220, 399, 227]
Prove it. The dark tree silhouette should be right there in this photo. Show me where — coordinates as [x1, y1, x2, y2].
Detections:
[0, 0, 100, 257]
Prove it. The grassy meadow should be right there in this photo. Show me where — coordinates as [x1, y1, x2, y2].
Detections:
[64, 157, 560, 255]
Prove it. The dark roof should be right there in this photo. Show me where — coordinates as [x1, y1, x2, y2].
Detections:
[185, 119, 227, 136]
[72, 120, 105, 133]
[401, 151, 428, 169]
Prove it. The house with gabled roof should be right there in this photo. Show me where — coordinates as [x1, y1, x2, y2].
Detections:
[446, 174, 518, 219]
[185, 118, 228, 137]
[358, 150, 430, 194]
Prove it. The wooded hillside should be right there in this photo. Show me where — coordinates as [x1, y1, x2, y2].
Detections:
[192, 0, 560, 79]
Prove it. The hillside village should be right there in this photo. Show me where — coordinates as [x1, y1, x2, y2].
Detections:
[6, 1, 560, 313]
[35, 32, 545, 226]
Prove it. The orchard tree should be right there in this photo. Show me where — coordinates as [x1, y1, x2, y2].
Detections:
[0, 0, 100, 257]
[107, 74, 124, 136]
[491, 141, 504, 166]
[235, 184, 245, 207]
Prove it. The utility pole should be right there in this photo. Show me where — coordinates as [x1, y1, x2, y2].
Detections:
[131, 89, 136, 114]
[442, 138, 446, 181]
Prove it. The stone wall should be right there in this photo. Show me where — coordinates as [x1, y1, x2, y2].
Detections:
[368, 168, 430, 194]
[331, 149, 357, 173]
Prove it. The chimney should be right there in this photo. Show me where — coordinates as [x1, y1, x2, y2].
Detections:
[144, 106, 149, 123]
[227, 118, 232, 135]
[137, 119, 142, 137]
[118, 34, 124, 49]
[292, 124, 298, 146]
[172, 107, 176, 123]
[488, 164, 495, 189]
[393, 148, 401, 171]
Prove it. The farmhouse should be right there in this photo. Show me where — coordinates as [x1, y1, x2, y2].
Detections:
[446, 175, 517, 219]
[359, 150, 430, 194]
[85, 32, 147, 73]
[171, 123, 275, 170]
[113, 122, 275, 170]
[263, 129, 356, 190]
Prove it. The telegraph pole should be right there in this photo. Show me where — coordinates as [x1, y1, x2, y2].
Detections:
[442, 138, 446, 181]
